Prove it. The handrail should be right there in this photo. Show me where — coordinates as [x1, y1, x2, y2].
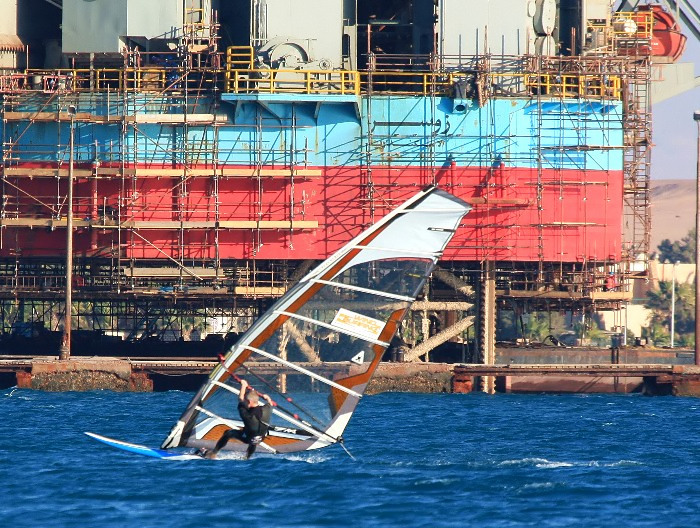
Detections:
[611, 11, 655, 39]
[586, 10, 655, 56]
[226, 46, 254, 70]
[524, 73, 621, 99]
[2, 60, 623, 100]
[225, 68, 360, 96]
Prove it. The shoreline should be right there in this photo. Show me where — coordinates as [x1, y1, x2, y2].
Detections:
[2, 348, 699, 396]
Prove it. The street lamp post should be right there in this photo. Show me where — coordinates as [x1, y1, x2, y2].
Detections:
[59, 105, 76, 361]
[671, 260, 677, 348]
[694, 111, 700, 365]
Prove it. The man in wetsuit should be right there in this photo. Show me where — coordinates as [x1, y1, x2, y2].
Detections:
[237, 379, 273, 458]
[204, 379, 273, 459]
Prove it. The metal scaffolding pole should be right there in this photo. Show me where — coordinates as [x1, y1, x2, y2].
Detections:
[59, 105, 76, 360]
[694, 110, 700, 366]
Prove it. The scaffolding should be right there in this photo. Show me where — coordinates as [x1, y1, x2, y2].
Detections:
[359, 52, 645, 295]
[0, 11, 653, 357]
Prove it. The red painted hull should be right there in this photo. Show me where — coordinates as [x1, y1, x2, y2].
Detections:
[1, 163, 623, 263]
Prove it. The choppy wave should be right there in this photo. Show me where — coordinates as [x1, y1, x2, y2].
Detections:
[0, 390, 698, 528]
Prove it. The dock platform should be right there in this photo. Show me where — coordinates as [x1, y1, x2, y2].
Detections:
[1, 357, 699, 396]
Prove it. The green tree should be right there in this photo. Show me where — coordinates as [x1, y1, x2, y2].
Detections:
[644, 280, 696, 347]
[656, 229, 695, 263]
[524, 313, 552, 342]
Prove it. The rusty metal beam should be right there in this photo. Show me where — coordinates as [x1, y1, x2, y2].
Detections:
[432, 267, 473, 297]
[404, 316, 474, 362]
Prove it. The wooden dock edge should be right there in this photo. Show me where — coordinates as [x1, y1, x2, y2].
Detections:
[2, 358, 700, 396]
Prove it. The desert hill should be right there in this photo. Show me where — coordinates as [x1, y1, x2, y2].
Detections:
[650, 179, 696, 253]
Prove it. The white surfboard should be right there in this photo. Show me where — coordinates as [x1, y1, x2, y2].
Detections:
[85, 432, 202, 460]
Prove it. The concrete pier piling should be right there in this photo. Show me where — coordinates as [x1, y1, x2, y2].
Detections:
[14, 359, 152, 392]
[3, 357, 700, 396]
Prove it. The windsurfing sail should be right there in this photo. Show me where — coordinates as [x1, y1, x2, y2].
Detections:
[161, 187, 471, 454]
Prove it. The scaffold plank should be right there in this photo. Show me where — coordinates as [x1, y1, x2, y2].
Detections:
[0, 218, 318, 230]
[496, 289, 633, 301]
[2, 167, 322, 178]
[3, 111, 123, 123]
[233, 286, 287, 296]
[124, 267, 219, 278]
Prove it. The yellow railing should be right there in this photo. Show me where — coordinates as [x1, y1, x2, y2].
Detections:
[360, 71, 453, 95]
[524, 73, 621, 99]
[21, 68, 220, 93]
[587, 10, 655, 54]
[94, 68, 123, 91]
[226, 46, 254, 70]
[225, 68, 360, 95]
[360, 70, 621, 99]
[11, 65, 620, 100]
[124, 68, 168, 92]
[612, 11, 654, 39]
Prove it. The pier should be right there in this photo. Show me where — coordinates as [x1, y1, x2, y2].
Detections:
[2, 356, 700, 396]
[452, 364, 700, 396]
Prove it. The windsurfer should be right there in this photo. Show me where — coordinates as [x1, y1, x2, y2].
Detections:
[203, 379, 273, 459]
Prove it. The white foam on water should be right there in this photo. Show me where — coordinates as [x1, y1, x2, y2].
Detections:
[500, 458, 644, 469]
[499, 457, 574, 469]
[198, 449, 336, 464]
[499, 457, 551, 466]
[213, 451, 247, 461]
[604, 459, 643, 467]
[282, 452, 330, 464]
[535, 460, 574, 469]
[412, 477, 459, 486]
[519, 482, 557, 490]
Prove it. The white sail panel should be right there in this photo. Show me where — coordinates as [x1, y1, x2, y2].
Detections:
[161, 188, 471, 454]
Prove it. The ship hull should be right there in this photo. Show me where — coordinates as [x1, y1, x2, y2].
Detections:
[1, 94, 624, 263]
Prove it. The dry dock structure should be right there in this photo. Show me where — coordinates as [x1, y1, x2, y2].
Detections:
[1, 1, 699, 380]
[1, 1, 696, 363]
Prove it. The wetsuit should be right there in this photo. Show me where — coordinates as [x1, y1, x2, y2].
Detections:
[207, 401, 272, 458]
[237, 401, 271, 443]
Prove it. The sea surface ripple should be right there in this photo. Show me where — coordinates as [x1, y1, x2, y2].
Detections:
[1, 389, 699, 527]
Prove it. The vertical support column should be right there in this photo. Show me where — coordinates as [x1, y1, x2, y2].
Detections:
[694, 111, 700, 366]
[60, 108, 76, 361]
[213, 125, 221, 286]
[478, 261, 496, 393]
[421, 283, 430, 362]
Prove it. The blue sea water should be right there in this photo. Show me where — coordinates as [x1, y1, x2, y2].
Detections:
[1, 389, 699, 528]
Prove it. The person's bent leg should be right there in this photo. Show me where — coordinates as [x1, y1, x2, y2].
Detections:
[206, 429, 241, 458]
[244, 435, 263, 459]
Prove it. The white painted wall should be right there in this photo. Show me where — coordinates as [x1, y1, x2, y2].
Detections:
[261, 0, 343, 67]
[0, 0, 17, 35]
[440, 0, 558, 57]
[63, 0, 185, 53]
